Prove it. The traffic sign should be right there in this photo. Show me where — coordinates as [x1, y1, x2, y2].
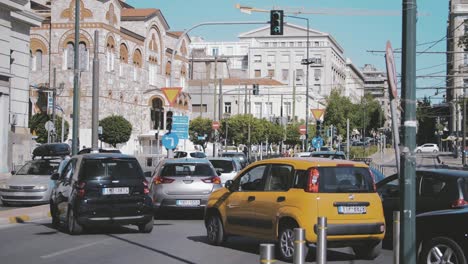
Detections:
[311, 109, 325, 121]
[172, 115, 189, 139]
[385, 41, 398, 100]
[161, 87, 182, 106]
[299, 125, 306, 135]
[212, 121, 220, 130]
[162, 133, 179, 150]
[312, 136, 323, 149]
[45, 121, 55, 132]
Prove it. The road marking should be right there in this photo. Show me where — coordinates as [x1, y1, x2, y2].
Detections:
[40, 238, 112, 259]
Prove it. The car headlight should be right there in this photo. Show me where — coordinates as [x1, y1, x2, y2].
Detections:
[33, 184, 48, 190]
[0, 184, 9, 189]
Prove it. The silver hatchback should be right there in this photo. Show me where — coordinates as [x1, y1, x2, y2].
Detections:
[149, 159, 222, 213]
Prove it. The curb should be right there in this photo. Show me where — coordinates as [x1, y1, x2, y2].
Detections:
[0, 205, 51, 226]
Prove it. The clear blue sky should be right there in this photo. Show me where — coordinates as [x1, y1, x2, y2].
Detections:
[127, 0, 448, 102]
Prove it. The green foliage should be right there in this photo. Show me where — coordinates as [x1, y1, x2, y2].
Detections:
[284, 122, 302, 145]
[349, 145, 378, 159]
[29, 113, 69, 143]
[99, 115, 132, 147]
[189, 117, 213, 150]
[416, 96, 436, 145]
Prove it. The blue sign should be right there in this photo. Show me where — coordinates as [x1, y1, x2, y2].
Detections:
[162, 133, 179, 150]
[172, 116, 189, 140]
[312, 136, 323, 149]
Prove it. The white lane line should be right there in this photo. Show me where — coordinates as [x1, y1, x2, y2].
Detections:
[40, 238, 112, 259]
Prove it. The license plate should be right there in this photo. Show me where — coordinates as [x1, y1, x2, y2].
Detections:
[102, 187, 129, 195]
[176, 200, 200, 206]
[338, 206, 367, 214]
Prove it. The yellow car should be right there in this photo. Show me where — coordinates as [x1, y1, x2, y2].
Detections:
[204, 157, 385, 261]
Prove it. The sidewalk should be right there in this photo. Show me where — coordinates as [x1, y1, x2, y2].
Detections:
[368, 148, 396, 165]
[0, 204, 50, 225]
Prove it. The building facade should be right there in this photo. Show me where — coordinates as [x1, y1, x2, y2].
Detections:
[361, 64, 391, 128]
[0, 0, 43, 173]
[28, 0, 190, 157]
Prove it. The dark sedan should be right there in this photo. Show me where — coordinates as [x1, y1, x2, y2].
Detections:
[417, 208, 468, 264]
[376, 169, 468, 246]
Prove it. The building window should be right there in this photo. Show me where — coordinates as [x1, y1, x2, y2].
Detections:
[224, 102, 232, 113]
[267, 55, 275, 64]
[133, 49, 142, 81]
[314, 41, 320, 47]
[254, 69, 261, 78]
[66, 42, 74, 69]
[297, 42, 303, 47]
[315, 84, 321, 94]
[79, 42, 88, 71]
[254, 55, 262, 62]
[106, 45, 115, 72]
[295, 54, 303, 63]
[268, 69, 274, 78]
[464, 52, 468, 65]
[265, 102, 272, 117]
[212, 47, 219, 57]
[34, 50, 42, 71]
[193, 104, 207, 113]
[151, 98, 164, 129]
[284, 102, 292, 117]
[280, 54, 289, 63]
[289, 42, 294, 47]
[282, 69, 289, 81]
[255, 102, 262, 118]
[314, 69, 321, 80]
[272, 42, 278, 47]
[281, 42, 286, 47]
[296, 69, 304, 84]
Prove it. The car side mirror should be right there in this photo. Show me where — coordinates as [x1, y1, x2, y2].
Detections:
[10, 170, 15, 175]
[225, 180, 234, 191]
[50, 172, 60, 181]
[216, 170, 222, 176]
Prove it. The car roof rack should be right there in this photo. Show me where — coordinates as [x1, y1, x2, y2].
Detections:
[32, 143, 71, 159]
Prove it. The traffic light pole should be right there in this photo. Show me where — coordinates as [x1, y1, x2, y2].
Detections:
[72, 0, 80, 155]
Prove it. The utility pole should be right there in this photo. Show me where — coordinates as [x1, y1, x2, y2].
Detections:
[72, 0, 80, 155]
[91, 30, 100, 150]
[292, 70, 296, 122]
[52, 68, 57, 143]
[463, 96, 466, 166]
[400, 0, 417, 263]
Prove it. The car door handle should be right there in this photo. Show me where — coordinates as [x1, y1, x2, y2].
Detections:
[248, 196, 255, 202]
[277, 196, 286, 202]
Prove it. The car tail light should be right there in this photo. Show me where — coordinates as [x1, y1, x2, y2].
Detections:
[306, 168, 320, 193]
[143, 180, 150, 194]
[76, 182, 86, 198]
[202, 176, 221, 184]
[451, 198, 468, 208]
[153, 176, 175, 184]
[368, 169, 377, 192]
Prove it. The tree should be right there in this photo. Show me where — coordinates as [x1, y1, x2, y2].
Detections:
[416, 96, 436, 145]
[29, 113, 69, 143]
[189, 117, 213, 152]
[99, 115, 132, 147]
[284, 122, 302, 146]
[323, 89, 355, 135]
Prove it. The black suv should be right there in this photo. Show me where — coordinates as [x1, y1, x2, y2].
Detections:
[50, 153, 154, 235]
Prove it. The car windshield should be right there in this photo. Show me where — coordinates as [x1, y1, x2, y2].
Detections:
[190, 152, 207, 158]
[318, 167, 374, 193]
[15, 160, 60, 176]
[79, 158, 144, 180]
[209, 160, 235, 173]
[160, 163, 214, 177]
[222, 153, 245, 160]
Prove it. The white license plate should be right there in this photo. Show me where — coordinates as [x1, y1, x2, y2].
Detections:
[176, 200, 200, 206]
[102, 187, 129, 195]
[338, 206, 367, 214]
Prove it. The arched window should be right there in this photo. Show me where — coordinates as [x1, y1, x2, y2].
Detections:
[66, 42, 74, 69]
[119, 43, 128, 76]
[149, 56, 158, 86]
[32, 50, 43, 71]
[133, 49, 142, 81]
[79, 42, 88, 71]
[106, 37, 115, 72]
[151, 97, 164, 129]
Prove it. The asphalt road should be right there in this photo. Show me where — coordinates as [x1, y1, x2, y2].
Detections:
[0, 213, 393, 264]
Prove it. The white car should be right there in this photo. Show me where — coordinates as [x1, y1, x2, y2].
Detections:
[415, 143, 439, 153]
[174, 150, 207, 158]
[208, 157, 242, 185]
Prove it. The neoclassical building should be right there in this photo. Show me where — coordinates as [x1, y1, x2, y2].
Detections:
[29, 0, 190, 156]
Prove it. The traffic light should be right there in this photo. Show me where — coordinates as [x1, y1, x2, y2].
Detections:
[252, 84, 259, 95]
[166, 111, 173, 131]
[270, 10, 284, 35]
[333, 126, 337, 136]
[316, 121, 322, 136]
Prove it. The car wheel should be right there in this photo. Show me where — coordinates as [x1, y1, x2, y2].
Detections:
[418, 237, 467, 264]
[138, 216, 154, 233]
[67, 208, 83, 235]
[417, 149, 422, 153]
[206, 214, 225, 245]
[50, 202, 60, 228]
[353, 241, 382, 260]
[433, 150, 438, 153]
[277, 222, 298, 262]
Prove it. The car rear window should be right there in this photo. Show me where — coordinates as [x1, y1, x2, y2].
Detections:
[318, 166, 374, 193]
[160, 164, 215, 177]
[190, 152, 207, 158]
[16, 160, 60, 175]
[79, 158, 144, 180]
[209, 160, 234, 173]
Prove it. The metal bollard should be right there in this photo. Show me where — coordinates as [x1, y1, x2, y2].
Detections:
[259, 243, 275, 264]
[293, 228, 306, 264]
[316, 216, 327, 264]
[393, 211, 400, 264]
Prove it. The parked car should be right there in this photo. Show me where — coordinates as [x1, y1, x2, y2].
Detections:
[205, 157, 385, 261]
[0, 143, 70, 206]
[415, 143, 439, 153]
[292, 152, 313, 157]
[310, 151, 346, 160]
[149, 158, 222, 214]
[49, 153, 154, 234]
[174, 150, 207, 159]
[220, 152, 248, 168]
[417, 208, 468, 264]
[376, 169, 468, 246]
[77, 148, 121, 154]
[208, 157, 242, 186]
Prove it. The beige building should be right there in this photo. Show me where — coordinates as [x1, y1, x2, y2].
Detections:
[0, 0, 43, 173]
[29, 0, 190, 157]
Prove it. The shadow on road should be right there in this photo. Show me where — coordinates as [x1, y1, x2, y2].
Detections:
[155, 209, 204, 220]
